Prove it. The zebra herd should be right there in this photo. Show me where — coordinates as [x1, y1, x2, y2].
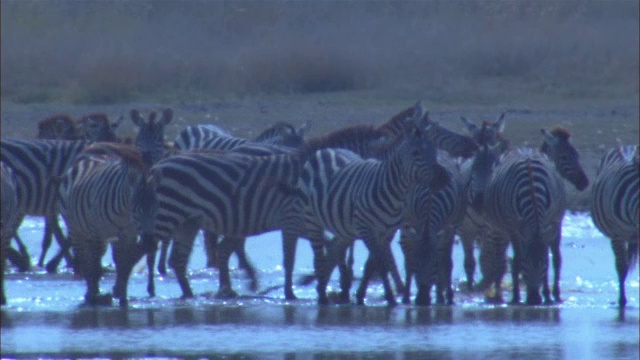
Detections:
[0, 103, 637, 309]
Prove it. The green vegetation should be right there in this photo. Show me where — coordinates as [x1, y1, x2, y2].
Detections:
[1, 0, 638, 105]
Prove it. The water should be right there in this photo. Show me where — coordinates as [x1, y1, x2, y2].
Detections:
[1, 213, 638, 359]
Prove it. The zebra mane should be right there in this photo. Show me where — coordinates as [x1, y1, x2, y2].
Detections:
[377, 105, 416, 136]
[81, 142, 146, 171]
[550, 127, 571, 140]
[302, 125, 384, 155]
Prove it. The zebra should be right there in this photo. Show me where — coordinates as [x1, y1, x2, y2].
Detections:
[399, 152, 467, 306]
[58, 143, 148, 307]
[177, 121, 307, 271]
[1, 161, 22, 305]
[173, 122, 307, 151]
[173, 123, 229, 150]
[301, 105, 450, 306]
[482, 128, 589, 305]
[456, 114, 509, 291]
[32, 113, 126, 270]
[137, 149, 307, 300]
[0, 139, 90, 273]
[131, 108, 173, 169]
[590, 145, 639, 307]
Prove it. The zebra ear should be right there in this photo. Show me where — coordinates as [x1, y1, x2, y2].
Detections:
[493, 113, 506, 133]
[130, 110, 146, 127]
[541, 128, 558, 146]
[461, 116, 478, 134]
[160, 108, 173, 125]
[297, 122, 310, 136]
[111, 115, 125, 130]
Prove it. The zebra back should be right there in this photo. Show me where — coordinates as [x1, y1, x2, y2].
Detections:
[59, 143, 146, 238]
[173, 124, 230, 150]
[143, 150, 304, 241]
[591, 145, 639, 243]
[251, 122, 307, 148]
[1, 139, 90, 216]
[131, 108, 173, 169]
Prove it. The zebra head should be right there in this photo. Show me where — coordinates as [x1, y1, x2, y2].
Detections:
[398, 120, 450, 193]
[131, 108, 173, 169]
[540, 128, 589, 191]
[466, 143, 501, 212]
[461, 113, 510, 153]
[419, 112, 478, 159]
[37, 114, 79, 140]
[254, 122, 308, 148]
[77, 113, 124, 142]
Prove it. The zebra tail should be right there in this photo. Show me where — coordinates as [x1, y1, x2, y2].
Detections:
[628, 235, 639, 271]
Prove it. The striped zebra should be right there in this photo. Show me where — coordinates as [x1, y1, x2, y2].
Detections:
[400, 152, 467, 306]
[590, 145, 639, 307]
[137, 149, 306, 300]
[297, 105, 477, 299]
[2, 161, 22, 305]
[301, 106, 450, 306]
[1, 139, 90, 273]
[173, 122, 307, 150]
[33, 113, 126, 269]
[131, 108, 173, 169]
[457, 114, 509, 291]
[482, 128, 589, 305]
[58, 143, 148, 306]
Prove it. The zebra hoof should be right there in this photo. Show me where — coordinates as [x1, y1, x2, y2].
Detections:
[119, 297, 129, 308]
[285, 292, 298, 301]
[85, 293, 113, 307]
[216, 287, 238, 299]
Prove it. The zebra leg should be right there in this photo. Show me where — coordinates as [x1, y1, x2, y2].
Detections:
[337, 241, 353, 304]
[315, 236, 350, 305]
[461, 233, 476, 292]
[612, 238, 629, 307]
[81, 239, 111, 306]
[510, 238, 523, 305]
[11, 235, 31, 272]
[234, 237, 258, 292]
[168, 220, 200, 299]
[37, 219, 54, 268]
[204, 231, 219, 269]
[439, 235, 455, 305]
[145, 240, 159, 298]
[45, 218, 75, 274]
[282, 231, 299, 300]
[550, 226, 562, 303]
[355, 256, 374, 305]
[112, 234, 143, 307]
[157, 239, 170, 275]
[216, 236, 238, 298]
[1, 241, 7, 305]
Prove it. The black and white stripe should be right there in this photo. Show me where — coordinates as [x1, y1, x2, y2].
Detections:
[301, 111, 450, 306]
[138, 150, 306, 300]
[58, 143, 147, 307]
[482, 128, 588, 305]
[1, 139, 90, 272]
[590, 145, 639, 307]
[400, 153, 467, 306]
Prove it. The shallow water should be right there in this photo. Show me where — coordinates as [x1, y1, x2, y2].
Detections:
[1, 213, 638, 359]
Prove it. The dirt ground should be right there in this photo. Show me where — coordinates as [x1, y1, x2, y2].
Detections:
[1, 90, 638, 211]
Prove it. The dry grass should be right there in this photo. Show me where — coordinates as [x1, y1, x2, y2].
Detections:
[1, 1, 638, 210]
[1, 1, 638, 104]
